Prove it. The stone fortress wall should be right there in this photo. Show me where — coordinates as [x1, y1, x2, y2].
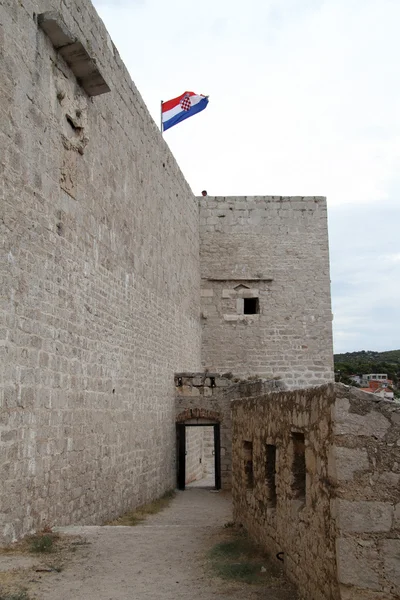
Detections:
[0, 0, 201, 544]
[1, 0, 339, 557]
[232, 383, 400, 600]
[199, 196, 334, 389]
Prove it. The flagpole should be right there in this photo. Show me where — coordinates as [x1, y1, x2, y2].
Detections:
[160, 100, 163, 135]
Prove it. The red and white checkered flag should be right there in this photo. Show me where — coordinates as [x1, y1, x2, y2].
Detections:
[161, 91, 209, 132]
[180, 94, 191, 112]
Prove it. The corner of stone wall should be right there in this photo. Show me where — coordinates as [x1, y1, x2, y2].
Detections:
[330, 384, 400, 599]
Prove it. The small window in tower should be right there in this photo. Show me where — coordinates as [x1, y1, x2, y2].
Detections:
[243, 297, 259, 314]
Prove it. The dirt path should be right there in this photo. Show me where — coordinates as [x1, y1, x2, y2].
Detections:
[1, 488, 296, 599]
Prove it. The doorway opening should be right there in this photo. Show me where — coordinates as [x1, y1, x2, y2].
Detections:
[176, 423, 221, 490]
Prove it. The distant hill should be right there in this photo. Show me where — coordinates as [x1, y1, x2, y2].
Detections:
[334, 349, 400, 386]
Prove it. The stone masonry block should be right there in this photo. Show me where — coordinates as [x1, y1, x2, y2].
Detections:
[328, 445, 369, 481]
[333, 398, 390, 438]
[336, 538, 381, 591]
[395, 503, 400, 528]
[215, 378, 230, 387]
[339, 586, 389, 600]
[336, 500, 393, 533]
[382, 539, 400, 591]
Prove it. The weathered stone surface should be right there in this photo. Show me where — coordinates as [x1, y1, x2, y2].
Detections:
[333, 397, 391, 438]
[328, 446, 369, 481]
[336, 500, 393, 533]
[336, 538, 381, 590]
[394, 503, 400, 528]
[200, 289, 214, 297]
[339, 587, 390, 600]
[382, 539, 400, 591]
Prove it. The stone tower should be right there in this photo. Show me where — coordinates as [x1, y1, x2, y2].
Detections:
[199, 196, 334, 388]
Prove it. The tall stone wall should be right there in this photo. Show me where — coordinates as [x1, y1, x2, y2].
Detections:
[0, 0, 201, 544]
[199, 196, 334, 389]
[231, 383, 400, 600]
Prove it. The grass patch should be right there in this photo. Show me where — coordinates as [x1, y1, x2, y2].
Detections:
[208, 538, 257, 561]
[207, 529, 279, 586]
[28, 532, 59, 554]
[107, 489, 176, 526]
[0, 532, 87, 600]
[213, 562, 265, 583]
[0, 591, 30, 600]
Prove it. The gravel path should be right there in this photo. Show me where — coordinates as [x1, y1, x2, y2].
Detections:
[28, 489, 295, 600]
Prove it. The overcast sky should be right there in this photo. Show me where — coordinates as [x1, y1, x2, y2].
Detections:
[92, 0, 399, 354]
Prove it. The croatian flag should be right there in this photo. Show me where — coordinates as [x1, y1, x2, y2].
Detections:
[162, 92, 209, 132]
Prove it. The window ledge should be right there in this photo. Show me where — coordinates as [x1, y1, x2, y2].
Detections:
[223, 314, 260, 322]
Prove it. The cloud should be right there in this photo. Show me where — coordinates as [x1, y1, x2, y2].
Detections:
[330, 202, 400, 352]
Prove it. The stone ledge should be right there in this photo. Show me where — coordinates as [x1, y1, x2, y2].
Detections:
[38, 12, 111, 97]
[222, 288, 259, 299]
[223, 314, 260, 322]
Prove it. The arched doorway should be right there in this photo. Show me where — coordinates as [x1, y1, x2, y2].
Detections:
[176, 409, 222, 491]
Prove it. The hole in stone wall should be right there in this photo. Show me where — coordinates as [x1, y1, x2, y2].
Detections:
[265, 444, 277, 507]
[291, 432, 306, 500]
[56, 222, 64, 236]
[243, 441, 254, 489]
[65, 114, 82, 136]
[243, 297, 259, 314]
